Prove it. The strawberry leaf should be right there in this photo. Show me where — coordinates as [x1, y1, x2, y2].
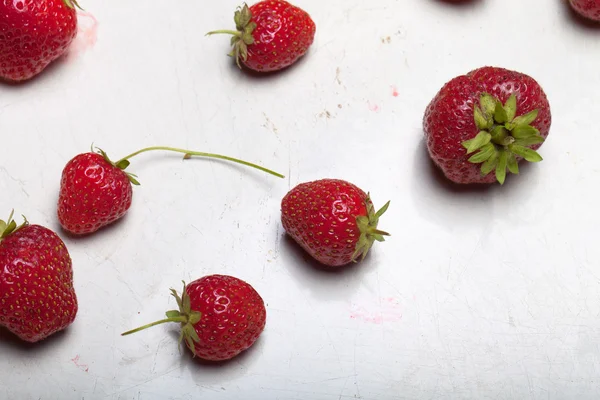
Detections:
[494, 102, 509, 124]
[504, 94, 517, 122]
[514, 135, 544, 147]
[468, 143, 496, 164]
[510, 109, 539, 128]
[462, 131, 492, 154]
[495, 150, 508, 185]
[512, 125, 539, 139]
[509, 145, 543, 162]
[507, 153, 519, 175]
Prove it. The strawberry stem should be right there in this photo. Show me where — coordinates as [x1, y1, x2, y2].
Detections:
[205, 30, 242, 37]
[0, 210, 28, 241]
[115, 146, 284, 179]
[121, 316, 187, 336]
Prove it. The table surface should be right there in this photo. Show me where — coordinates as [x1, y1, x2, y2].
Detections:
[1, 0, 600, 399]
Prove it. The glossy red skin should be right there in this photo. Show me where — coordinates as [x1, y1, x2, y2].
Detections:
[423, 66, 551, 184]
[0, 0, 77, 82]
[570, 0, 600, 21]
[281, 179, 371, 267]
[57, 152, 133, 235]
[0, 224, 78, 342]
[185, 275, 266, 361]
[244, 0, 316, 72]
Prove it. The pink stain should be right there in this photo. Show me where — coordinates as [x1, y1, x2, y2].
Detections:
[368, 102, 380, 112]
[391, 86, 399, 97]
[71, 355, 89, 372]
[350, 298, 402, 324]
[66, 11, 99, 58]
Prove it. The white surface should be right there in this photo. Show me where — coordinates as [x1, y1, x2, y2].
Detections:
[1, 0, 600, 399]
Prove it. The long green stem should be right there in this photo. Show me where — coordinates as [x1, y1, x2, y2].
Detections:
[121, 316, 186, 336]
[205, 30, 241, 37]
[115, 146, 284, 179]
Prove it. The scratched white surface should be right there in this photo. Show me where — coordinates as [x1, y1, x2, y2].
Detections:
[1, 0, 600, 399]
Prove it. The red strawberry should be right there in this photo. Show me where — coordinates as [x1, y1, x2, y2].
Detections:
[569, 0, 600, 21]
[423, 66, 551, 185]
[281, 179, 390, 267]
[57, 146, 284, 235]
[0, 0, 79, 82]
[0, 211, 78, 342]
[207, 0, 316, 72]
[122, 275, 266, 361]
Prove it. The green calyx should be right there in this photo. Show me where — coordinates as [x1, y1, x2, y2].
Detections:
[205, 3, 257, 69]
[121, 281, 203, 357]
[462, 93, 545, 185]
[0, 210, 28, 241]
[351, 196, 391, 262]
[63, 0, 83, 10]
[93, 146, 140, 185]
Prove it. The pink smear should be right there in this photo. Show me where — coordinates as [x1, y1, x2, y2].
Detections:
[368, 102, 380, 112]
[71, 355, 89, 372]
[67, 11, 98, 57]
[391, 86, 399, 97]
[350, 298, 402, 324]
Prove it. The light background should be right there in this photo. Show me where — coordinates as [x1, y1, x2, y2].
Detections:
[1, 0, 599, 399]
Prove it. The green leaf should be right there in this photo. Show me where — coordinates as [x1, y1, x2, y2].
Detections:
[496, 150, 508, 185]
[514, 135, 545, 147]
[182, 291, 191, 314]
[494, 102, 509, 124]
[480, 93, 497, 116]
[509, 144, 543, 162]
[511, 109, 539, 127]
[507, 153, 519, 175]
[480, 151, 498, 176]
[170, 288, 183, 310]
[187, 325, 201, 343]
[374, 200, 390, 219]
[189, 311, 202, 325]
[116, 159, 130, 170]
[462, 131, 492, 154]
[468, 143, 497, 164]
[490, 125, 509, 144]
[504, 94, 517, 121]
[166, 310, 181, 319]
[473, 106, 491, 130]
[512, 125, 540, 139]
[127, 173, 140, 186]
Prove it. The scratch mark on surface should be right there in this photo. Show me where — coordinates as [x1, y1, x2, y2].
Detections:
[335, 67, 342, 85]
[71, 355, 89, 372]
[318, 110, 332, 119]
[262, 113, 278, 134]
[381, 36, 391, 44]
[350, 297, 402, 324]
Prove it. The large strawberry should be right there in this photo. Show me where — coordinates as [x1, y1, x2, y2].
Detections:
[569, 0, 600, 21]
[0, 0, 80, 82]
[0, 211, 78, 342]
[423, 66, 551, 185]
[57, 145, 284, 235]
[281, 179, 390, 267]
[207, 0, 316, 72]
[122, 275, 266, 361]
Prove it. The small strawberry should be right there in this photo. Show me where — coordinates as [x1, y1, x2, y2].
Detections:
[122, 275, 266, 362]
[207, 0, 316, 72]
[569, 0, 600, 21]
[0, 0, 80, 82]
[281, 179, 390, 267]
[57, 145, 284, 235]
[0, 211, 78, 343]
[423, 66, 551, 185]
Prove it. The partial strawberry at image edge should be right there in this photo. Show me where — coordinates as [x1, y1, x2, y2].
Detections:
[57, 145, 284, 235]
[281, 179, 390, 268]
[423, 66, 552, 185]
[206, 0, 316, 73]
[569, 0, 600, 21]
[0, 211, 78, 343]
[121, 275, 266, 362]
[0, 0, 82, 83]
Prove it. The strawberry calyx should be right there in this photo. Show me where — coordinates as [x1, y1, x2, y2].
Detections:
[462, 93, 545, 185]
[0, 210, 28, 241]
[92, 146, 141, 186]
[351, 195, 391, 262]
[121, 281, 203, 356]
[205, 3, 257, 69]
[63, 0, 83, 10]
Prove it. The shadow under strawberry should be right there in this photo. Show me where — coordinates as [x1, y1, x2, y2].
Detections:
[564, 2, 600, 29]
[0, 326, 71, 351]
[224, 48, 312, 80]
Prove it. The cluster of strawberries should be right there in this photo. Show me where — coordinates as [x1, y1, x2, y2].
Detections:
[0, 0, 594, 362]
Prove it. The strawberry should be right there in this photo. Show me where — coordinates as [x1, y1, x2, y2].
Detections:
[0, 0, 80, 82]
[207, 0, 316, 72]
[423, 66, 551, 185]
[122, 275, 266, 362]
[57, 145, 284, 235]
[569, 0, 600, 21]
[0, 211, 78, 343]
[281, 179, 390, 267]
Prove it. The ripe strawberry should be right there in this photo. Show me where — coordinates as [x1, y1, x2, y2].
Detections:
[569, 0, 600, 21]
[423, 66, 551, 185]
[57, 146, 284, 235]
[207, 0, 316, 72]
[0, 211, 78, 342]
[281, 179, 390, 267]
[122, 275, 266, 361]
[0, 0, 80, 82]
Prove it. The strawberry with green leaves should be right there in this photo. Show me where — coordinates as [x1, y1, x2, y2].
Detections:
[207, 0, 316, 72]
[281, 179, 390, 267]
[0, 211, 78, 342]
[423, 66, 551, 185]
[57, 145, 284, 235]
[122, 275, 266, 361]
